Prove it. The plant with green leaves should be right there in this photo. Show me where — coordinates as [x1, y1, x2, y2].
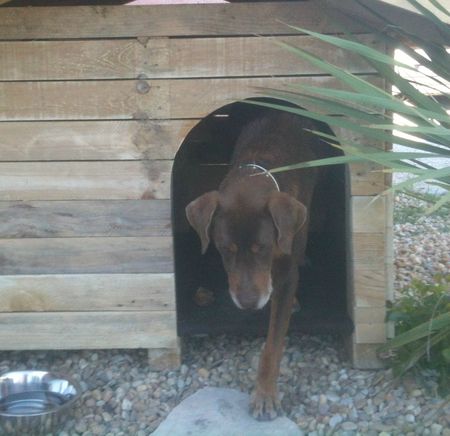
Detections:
[251, 0, 450, 212]
[379, 275, 450, 395]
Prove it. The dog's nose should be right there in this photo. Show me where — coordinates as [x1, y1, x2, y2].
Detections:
[231, 291, 259, 310]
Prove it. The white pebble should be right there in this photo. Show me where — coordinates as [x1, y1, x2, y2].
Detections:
[431, 424, 443, 436]
[405, 413, 415, 423]
[329, 415, 343, 427]
[121, 398, 133, 411]
[341, 421, 358, 431]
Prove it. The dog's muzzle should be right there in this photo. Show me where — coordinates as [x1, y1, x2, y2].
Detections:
[230, 278, 273, 310]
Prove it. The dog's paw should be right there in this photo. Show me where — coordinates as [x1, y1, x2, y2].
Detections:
[250, 388, 283, 421]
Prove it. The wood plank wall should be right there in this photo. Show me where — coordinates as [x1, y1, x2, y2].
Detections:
[0, 2, 389, 356]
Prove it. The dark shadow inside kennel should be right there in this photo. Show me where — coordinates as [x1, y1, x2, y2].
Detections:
[172, 99, 353, 337]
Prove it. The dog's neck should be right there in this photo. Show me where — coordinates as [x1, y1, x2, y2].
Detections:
[238, 163, 280, 192]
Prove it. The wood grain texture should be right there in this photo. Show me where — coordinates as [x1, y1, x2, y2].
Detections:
[0, 163, 384, 205]
[0, 200, 171, 238]
[355, 323, 386, 344]
[0, 80, 169, 121]
[0, 237, 173, 274]
[354, 307, 386, 324]
[148, 345, 181, 371]
[353, 268, 387, 307]
[348, 342, 385, 369]
[0, 123, 384, 165]
[349, 162, 387, 196]
[352, 232, 387, 308]
[352, 233, 386, 268]
[0, 311, 177, 350]
[0, 76, 378, 121]
[333, 127, 387, 151]
[0, 35, 378, 81]
[0, 274, 175, 312]
[352, 195, 386, 233]
[0, 120, 197, 161]
[0, 161, 172, 200]
[0, 2, 366, 40]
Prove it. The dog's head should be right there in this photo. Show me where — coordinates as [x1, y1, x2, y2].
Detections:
[186, 189, 307, 310]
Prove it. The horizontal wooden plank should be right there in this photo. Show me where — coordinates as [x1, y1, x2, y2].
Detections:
[0, 161, 172, 200]
[0, 75, 378, 121]
[0, 122, 385, 165]
[0, 200, 171, 238]
[0, 120, 197, 161]
[168, 76, 380, 120]
[0, 274, 175, 312]
[0, 162, 383, 203]
[0, 3, 366, 40]
[0, 311, 177, 350]
[352, 195, 386, 233]
[0, 35, 379, 81]
[0, 79, 169, 121]
[0, 237, 173, 274]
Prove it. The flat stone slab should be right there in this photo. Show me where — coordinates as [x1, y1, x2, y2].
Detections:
[152, 387, 303, 436]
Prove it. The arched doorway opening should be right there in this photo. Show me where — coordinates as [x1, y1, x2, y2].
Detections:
[172, 99, 353, 337]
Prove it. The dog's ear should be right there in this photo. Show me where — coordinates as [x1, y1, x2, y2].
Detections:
[186, 191, 219, 254]
[268, 192, 307, 255]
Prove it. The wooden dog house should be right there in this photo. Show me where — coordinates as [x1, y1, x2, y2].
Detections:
[0, 0, 412, 369]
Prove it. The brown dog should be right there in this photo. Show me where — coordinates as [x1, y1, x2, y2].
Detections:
[186, 108, 331, 420]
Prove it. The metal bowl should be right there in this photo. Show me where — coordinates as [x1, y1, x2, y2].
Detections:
[0, 370, 81, 436]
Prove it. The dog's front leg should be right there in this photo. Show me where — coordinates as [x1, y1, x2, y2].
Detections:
[250, 268, 297, 421]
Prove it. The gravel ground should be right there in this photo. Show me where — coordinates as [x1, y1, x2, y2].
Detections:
[1, 194, 449, 436]
[394, 194, 449, 293]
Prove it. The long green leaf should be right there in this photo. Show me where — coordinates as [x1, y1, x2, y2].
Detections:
[391, 31, 450, 84]
[304, 129, 443, 169]
[246, 99, 450, 156]
[347, 5, 450, 85]
[378, 312, 450, 351]
[353, 0, 450, 82]
[371, 124, 450, 138]
[282, 24, 415, 70]
[282, 84, 450, 125]
[393, 167, 450, 189]
[283, 83, 450, 147]
[427, 0, 450, 17]
[392, 327, 450, 375]
[281, 26, 445, 119]
[269, 151, 440, 174]
[287, 11, 450, 117]
[369, 56, 449, 117]
[269, 155, 363, 172]
[258, 87, 389, 123]
[406, 0, 450, 39]
[426, 190, 450, 213]
[426, 180, 450, 190]
[269, 40, 389, 98]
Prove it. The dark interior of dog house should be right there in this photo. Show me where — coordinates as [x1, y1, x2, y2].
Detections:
[172, 99, 353, 338]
